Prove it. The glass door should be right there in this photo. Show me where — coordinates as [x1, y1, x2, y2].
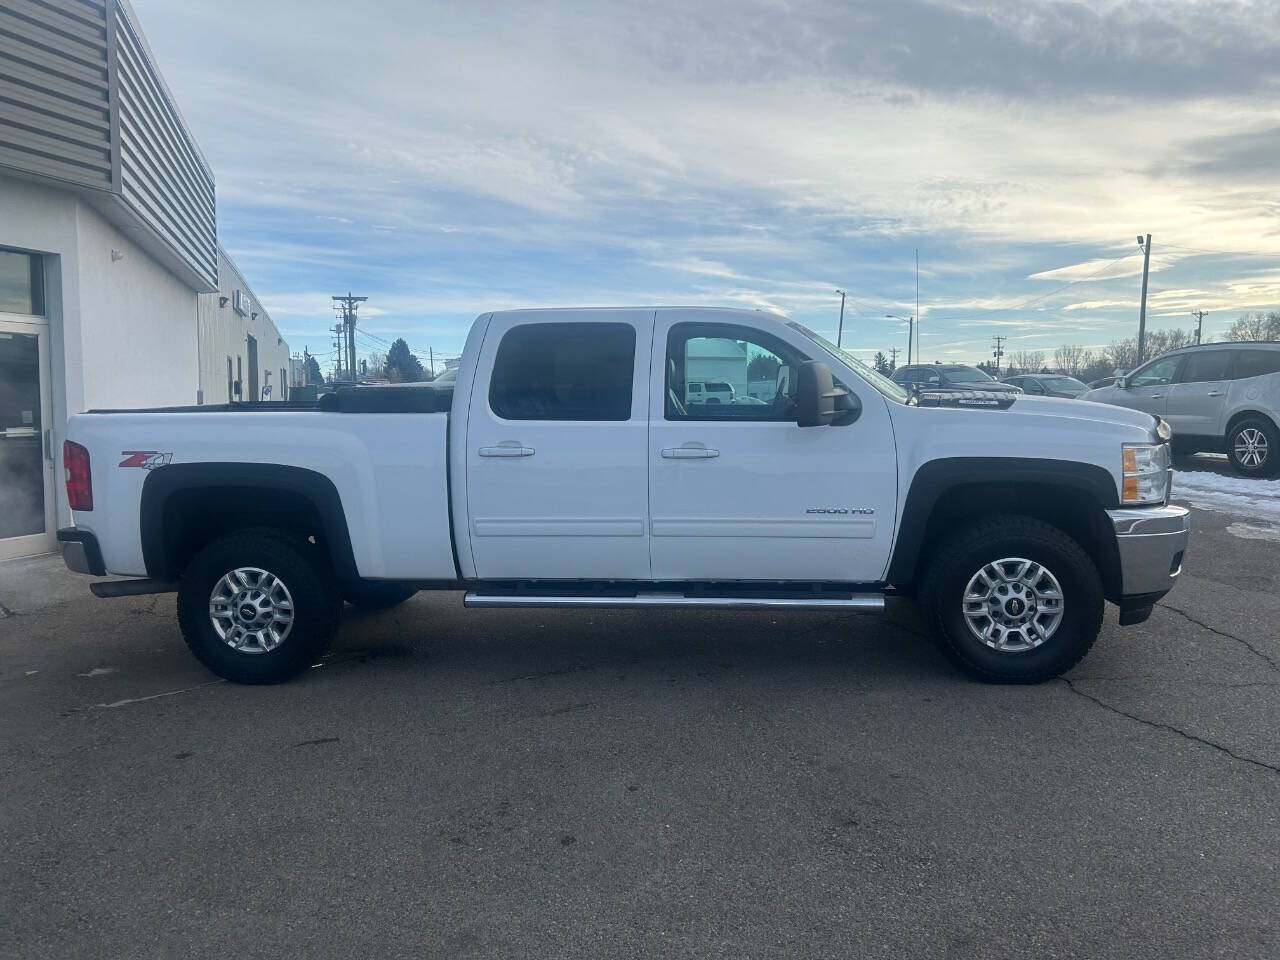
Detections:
[0, 318, 54, 560]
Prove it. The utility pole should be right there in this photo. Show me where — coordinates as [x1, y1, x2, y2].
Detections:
[1190, 309, 1207, 345]
[991, 335, 1007, 376]
[332, 292, 368, 383]
[1136, 234, 1152, 365]
[888, 346, 900, 371]
[428, 347, 436, 379]
[886, 314, 915, 364]
[835, 289, 847, 348]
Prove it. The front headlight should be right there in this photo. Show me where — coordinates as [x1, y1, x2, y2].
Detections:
[1122, 442, 1171, 504]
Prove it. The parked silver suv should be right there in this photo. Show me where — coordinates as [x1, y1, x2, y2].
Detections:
[1082, 342, 1280, 476]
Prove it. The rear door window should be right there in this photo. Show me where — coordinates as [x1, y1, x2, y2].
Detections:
[1175, 351, 1232, 383]
[489, 322, 636, 420]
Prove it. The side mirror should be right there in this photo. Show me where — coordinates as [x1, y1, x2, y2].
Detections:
[1114, 376, 1127, 390]
[796, 360, 861, 427]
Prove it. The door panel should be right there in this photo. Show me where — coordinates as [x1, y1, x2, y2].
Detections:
[1112, 354, 1182, 419]
[1166, 350, 1232, 439]
[648, 311, 896, 583]
[0, 320, 54, 560]
[465, 311, 654, 580]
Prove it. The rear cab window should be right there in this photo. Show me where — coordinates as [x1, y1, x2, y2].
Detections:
[489, 322, 636, 420]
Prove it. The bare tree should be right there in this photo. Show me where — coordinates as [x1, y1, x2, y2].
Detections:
[1227, 312, 1280, 342]
[1107, 337, 1140, 372]
[1053, 343, 1087, 376]
[1010, 350, 1045, 375]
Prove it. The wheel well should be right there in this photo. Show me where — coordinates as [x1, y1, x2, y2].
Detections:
[904, 482, 1122, 601]
[155, 487, 330, 580]
[1225, 409, 1278, 439]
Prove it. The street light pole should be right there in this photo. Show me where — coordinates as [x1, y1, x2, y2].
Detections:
[835, 289, 847, 348]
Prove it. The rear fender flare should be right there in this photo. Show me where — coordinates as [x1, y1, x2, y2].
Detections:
[139, 463, 357, 581]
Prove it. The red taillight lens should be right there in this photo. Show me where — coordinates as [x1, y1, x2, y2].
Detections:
[63, 440, 93, 511]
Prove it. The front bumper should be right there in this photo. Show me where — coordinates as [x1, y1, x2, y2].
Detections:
[56, 528, 106, 577]
[1107, 505, 1190, 599]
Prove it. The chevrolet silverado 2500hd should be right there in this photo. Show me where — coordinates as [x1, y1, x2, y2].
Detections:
[57, 307, 1190, 684]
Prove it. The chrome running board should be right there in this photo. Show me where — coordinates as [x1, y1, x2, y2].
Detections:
[463, 591, 884, 611]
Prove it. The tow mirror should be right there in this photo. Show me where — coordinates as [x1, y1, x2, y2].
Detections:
[796, 360, 861, 427]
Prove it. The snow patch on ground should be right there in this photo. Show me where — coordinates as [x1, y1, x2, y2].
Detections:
[1225, 521, 1280, 543]
[1174, 464, 1280, 527]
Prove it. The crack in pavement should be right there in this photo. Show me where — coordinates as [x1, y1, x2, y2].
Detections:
[1158, 601, 1280, 673]
[0, 599, 19, 618]
[1060, 677, 1280, 776]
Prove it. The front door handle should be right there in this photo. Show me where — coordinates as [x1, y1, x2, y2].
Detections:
[479, 442, 535, 458]
[1206, 390, 1224, 397]
[662, 445, 720, 459]
[1149, 394, 1165, 399]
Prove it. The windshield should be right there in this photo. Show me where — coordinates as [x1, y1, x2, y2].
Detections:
[1040, 375, 1087, 391]
[786, 321, 910, 403]
[942, 367, 994, 383]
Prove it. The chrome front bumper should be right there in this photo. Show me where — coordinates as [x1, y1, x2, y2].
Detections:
[1107, 505, 1190, 598]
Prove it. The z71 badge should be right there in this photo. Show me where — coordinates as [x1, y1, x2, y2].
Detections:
[118, 451, 173, 470]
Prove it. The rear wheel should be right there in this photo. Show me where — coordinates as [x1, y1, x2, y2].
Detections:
[341, 581, 418, 610]
[921, 515, 1104, 683]
[177, 530, 341, 684]
[1226, 417, 1280, 477]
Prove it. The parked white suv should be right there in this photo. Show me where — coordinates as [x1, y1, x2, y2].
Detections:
[1082, 342, 1280, 476]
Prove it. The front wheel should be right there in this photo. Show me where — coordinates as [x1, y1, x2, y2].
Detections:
[921, 515, 1104, 683]
[177, 530, 342, 684]
[1227, 417, 1280, 477]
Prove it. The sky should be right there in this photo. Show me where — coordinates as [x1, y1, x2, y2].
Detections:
[131, 0, 1280, 373]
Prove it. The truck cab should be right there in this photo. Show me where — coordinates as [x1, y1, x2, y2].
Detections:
[59, 307, 1190, 686]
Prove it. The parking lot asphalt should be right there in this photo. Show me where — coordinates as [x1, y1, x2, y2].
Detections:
[3, 466, 1279, 959]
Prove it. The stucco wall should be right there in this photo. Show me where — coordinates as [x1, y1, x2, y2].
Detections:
[73, 200, 199, 410]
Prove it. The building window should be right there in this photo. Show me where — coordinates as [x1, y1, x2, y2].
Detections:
[489, 322, 635, 421]
[0, 249, 45, 316]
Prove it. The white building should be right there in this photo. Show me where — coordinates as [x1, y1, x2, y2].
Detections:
[0, 0, 287, 560]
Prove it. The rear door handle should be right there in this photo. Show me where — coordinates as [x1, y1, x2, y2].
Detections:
[1149, 394, 1165, 399]
[479, 442, 535, 458]
[1206, 390, 1224, 397]
[662, 445, 719, 459]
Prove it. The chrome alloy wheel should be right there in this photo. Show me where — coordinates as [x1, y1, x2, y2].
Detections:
[1234, 427, 1269, 469]
[962, 558, 1064, 653]
[208, 567, 295, 654]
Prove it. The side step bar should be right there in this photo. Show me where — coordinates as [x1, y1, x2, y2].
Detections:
[463, 591, 885, 611]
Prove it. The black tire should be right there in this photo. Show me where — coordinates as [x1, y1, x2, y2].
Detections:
[177, 530, 342, 684]
[1226, 417, 1280, 477]
[341, 581, 418, 610]
[920, 515, 1104, 683]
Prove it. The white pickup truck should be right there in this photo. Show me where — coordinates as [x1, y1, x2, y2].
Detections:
[58, 307, 1189, 685]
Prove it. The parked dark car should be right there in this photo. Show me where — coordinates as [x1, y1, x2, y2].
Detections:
[1003, 374, 1090, 398]
[891, 363, 1020, 393]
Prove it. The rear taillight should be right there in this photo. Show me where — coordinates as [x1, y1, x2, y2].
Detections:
[63, 440, 93, 511]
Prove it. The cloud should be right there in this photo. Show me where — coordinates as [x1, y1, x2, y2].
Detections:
[127, 0, 1280, 365]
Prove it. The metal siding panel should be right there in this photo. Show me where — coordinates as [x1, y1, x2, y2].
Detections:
[0, 88, 109, 148]
[113, 28, 212, 214]
[2, 0, 107, 47]
[110, 1, 216, 288]
[0, 141, 109, 185]
[0, 74, 109, 126]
